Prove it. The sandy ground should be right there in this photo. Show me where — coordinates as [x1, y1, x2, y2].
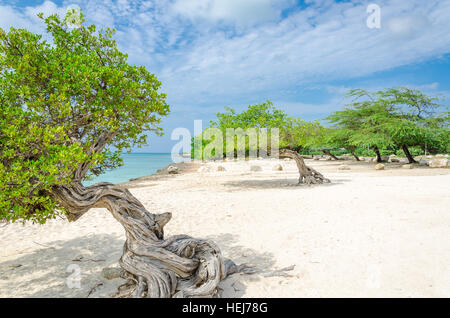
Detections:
[1, 158, 449, 298]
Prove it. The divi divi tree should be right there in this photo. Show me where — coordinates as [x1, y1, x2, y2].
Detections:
[0, 11, 242, 298]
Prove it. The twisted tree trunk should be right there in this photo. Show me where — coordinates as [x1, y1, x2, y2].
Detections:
[279, 149, 330, 185]
[321, 149, 339, 160]
[53, 182, 244, 298]
[402, 145, 417, 164]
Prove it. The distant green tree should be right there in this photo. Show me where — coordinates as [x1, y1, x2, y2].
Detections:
[209, 102, 329, 156]
[418, 110, 449, 154]
[280, 119, 322, 151]
[326, 87, 447, 163]
[201, 101, 330, 184]
[211, 101, 290, 130]
[322, 128, 361, 160]
[283, 120, 347, 159]
[196, 101, 291, 158]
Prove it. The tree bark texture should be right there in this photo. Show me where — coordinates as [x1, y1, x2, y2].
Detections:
[52, 148, 330, 297]
[279, 149, 330, 185]
[53, 182, 245, 298]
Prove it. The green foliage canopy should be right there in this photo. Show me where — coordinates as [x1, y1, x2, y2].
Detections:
[210, 101, 290, 130]
[326, 87, 448, 156]
[196, 101, 292, 158]
[0, 11, 169, 223]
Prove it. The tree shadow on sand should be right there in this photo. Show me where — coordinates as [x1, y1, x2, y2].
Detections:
[0, 233, 125, 298]
[205, 233, 279, 298]
[0, 232, 280, 298]
[220, 177, 346, 192]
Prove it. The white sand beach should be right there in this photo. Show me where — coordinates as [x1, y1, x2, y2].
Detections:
[1, 158, 449, 298]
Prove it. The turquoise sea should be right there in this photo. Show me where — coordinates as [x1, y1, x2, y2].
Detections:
[83, 153, 187, 186]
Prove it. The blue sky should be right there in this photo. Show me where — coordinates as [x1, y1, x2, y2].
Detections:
[1, 0, 449, 152]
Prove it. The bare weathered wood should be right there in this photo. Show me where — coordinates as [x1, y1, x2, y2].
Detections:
[261, 265, 295, 277]
[51, 148, 329, 297]
[278, 149, 330, 185]
[53, 182, 242, 298]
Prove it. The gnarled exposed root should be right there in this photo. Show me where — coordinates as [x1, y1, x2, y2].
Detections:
[53, 182, 246, 298]
[52, 150, 327, 297]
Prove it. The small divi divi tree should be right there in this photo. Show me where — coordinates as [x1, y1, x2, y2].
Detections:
[0, 11, 242, 298]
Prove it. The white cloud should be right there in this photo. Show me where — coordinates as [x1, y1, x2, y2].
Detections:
[386, 15, 430, 39]
[170, 0, 290, 27]
[0, 1, 80, 34]
[151, 0, 450, 104]
[325, 82, 441, 95]
[274, 99, 345, 117]
[24, 0, 67, 20]
[0, 5, 32, 30]
[2, 0, 448, 152]
[1, 0, 449, 109]
[410, 82, 440, 91]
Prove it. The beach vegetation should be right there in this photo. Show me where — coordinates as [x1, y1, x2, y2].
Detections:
[326, 87, 448, 163]
[0, 10, 238, 298]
